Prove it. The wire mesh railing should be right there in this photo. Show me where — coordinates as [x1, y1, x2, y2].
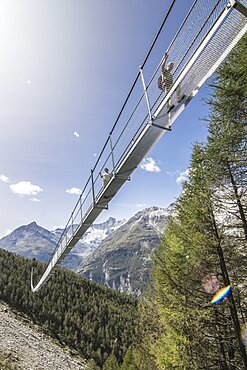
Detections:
[50, 0, 244, 262]
[32, 0, 247, 291]
[146, 0, 228, 120]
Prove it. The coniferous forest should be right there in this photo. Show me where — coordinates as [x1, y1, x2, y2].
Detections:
[129, 35, 247, 369]
[0, 35, 246, 370]
[0, 249, 137, 369]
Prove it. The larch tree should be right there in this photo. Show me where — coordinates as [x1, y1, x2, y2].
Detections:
[138, 35, 247, 369]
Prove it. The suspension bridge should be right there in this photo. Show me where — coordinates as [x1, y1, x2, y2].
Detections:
[31, 0, 247, 292]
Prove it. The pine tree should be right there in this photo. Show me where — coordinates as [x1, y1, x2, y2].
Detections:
[206, 34, 247, 239]
[134, 288, 162, 370]
[121, 347, 138, 370]
[86, 358, 100, 370]
[150, 144, 224, 369]
[140, 35, 247, 369]
[102, 352, 120, 370]
[206, 35, 247, 368]
[0, 249, 137, 369]
[149, 142, 246, 368]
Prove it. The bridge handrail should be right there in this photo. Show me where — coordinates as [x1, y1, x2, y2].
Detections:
[45, 0, 230, 261]
[31, 0, 247, 291]
[53, 0, 180, 255]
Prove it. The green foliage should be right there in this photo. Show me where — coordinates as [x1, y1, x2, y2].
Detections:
[132, 294, 161, 370]
[206, 34, 247, 241]
[121, 347, 138, 370]
[0, 249, 137, 368]
[131, 345, 158, 370]
[86, 358, 101, 370]
[102, 352, 120, 370]
[1, 36, 246, 370]
[134, 35, 247, 369]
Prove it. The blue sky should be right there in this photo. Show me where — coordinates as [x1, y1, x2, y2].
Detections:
[0, 0, 211, 237]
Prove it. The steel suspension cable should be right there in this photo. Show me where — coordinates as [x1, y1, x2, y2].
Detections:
[92, 0, 177, 173]
[109, 0, 176, 135]
[146, 0, 199, 90]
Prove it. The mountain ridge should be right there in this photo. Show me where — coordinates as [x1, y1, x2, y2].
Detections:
[78, 204, 175, 296]
[0, 204, 175, 296]
[0, 216, 126, 269]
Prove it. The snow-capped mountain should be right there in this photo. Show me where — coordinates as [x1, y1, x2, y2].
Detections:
[0, 205, 175, 296]
[0, 217, 126, 270]
[78, 204, 175, 297]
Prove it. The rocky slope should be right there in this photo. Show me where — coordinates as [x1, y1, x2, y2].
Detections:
[78, 205, 175, 297]
[0, 301, 86, 370]
[0, 222, 57, 263]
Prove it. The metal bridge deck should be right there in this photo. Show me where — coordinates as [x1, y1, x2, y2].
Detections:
[31, 0, 247, 292]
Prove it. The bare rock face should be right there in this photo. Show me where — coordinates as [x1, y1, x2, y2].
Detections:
[0, 222, 57, 263]
[0, 218, 126, 271]
[0, 205, 175, 297]
[78, 204, 175, 297]
[0, 301, 87, 370]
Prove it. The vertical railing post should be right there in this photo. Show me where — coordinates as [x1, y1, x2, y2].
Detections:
[79, 195, 83, 222]
[140, 67, 153, 123]
[71, 212, 74, 235]
[109, 134, 115, 173]
[91, 169, 95, 206]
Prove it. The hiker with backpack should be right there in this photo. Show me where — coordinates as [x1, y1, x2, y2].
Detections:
[158, 52, 183, 112]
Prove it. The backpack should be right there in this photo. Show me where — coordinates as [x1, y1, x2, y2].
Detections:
[158, 75, 164, 91]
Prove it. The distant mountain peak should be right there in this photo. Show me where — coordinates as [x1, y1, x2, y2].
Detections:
[127, 205, 171, 225]
[79, 202, 176, 296]
[0, 204, 175, 296]
[0, 215, 127, 270]
[28, 221, 37, 226]
[107, 217, 116, 222]
[26, 221, 38, 228]
[92, 217, 126, 231]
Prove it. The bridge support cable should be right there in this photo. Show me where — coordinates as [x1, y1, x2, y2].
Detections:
[140, 67, 153, 124]
[31, 0, 247, 292]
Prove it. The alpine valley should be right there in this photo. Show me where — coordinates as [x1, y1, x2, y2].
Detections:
[0, 204, 175, 296]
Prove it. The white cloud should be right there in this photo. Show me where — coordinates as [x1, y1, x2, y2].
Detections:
[73, 131, 80, 138]
[176, 169, 190, 184]
[140, 157, 161, 173]
[27, 80, 31, 84]
[0, 174, 9, 183]
[166, 169, 190, 184]
[66, 187, 81, 195]
[9, 181, 43, 196]
[166, 171, 177, 176]
[30, 198, 41, 202]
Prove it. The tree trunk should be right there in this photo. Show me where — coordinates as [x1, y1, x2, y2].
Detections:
[227, 161, 247, 239]
[214, 307, 229, 370]
[211, 210, 247, 369]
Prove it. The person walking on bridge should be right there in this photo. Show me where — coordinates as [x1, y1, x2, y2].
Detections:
[158, 51, 183, 112]
[160, 52, 173, 91]
[100, 168, 112, 188]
